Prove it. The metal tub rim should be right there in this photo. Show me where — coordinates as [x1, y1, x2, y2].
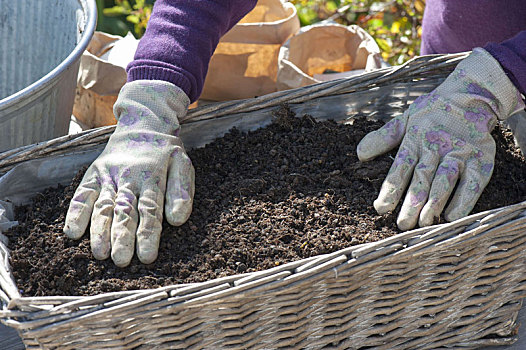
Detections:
[0, 0, 97, 120]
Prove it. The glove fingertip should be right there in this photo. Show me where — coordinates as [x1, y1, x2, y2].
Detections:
[65, 179, 100, 240]
[91, 233, 111, 261]
[418, 208, 435, 228]
[63, 221, 84, 240]
[92, 248, 111, 261]
[111, 248, 134, 268]
[420, 196, 448, 227]
[357, 135, 382, 162]
[357, 115, 408, 162]
[373, 197, 396, 215]
[444, 197, 475, 222]
[110, 225, 135, 267]
[397, 216, 416, 231]
[136, 226, 161, 265]
[137, 249, 158, 265]
[165, 198, 193, 226]
[444, 208, 466, 223]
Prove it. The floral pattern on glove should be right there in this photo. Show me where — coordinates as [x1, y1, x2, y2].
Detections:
[393, 148, 415, 168]
[424, 129, 455, 156]
[409, 91, 439, 113]
[464, 107, 496, 135]
[435, 159, 460, 187]
[466, 83, 496, 102]
[64, 80, 194, 267]
[119, 106, 147, 127]
[378, 118, 406, 145]
[357, 48, 524, 230]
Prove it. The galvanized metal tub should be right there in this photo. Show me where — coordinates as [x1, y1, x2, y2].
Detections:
[0, 0, 97, 152]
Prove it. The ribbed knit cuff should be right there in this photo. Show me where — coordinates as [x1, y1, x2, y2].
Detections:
[441, 48, 525, 119]
[114, 80, 190, 134]
[127, 65, 194, 102]
[485, 42, 526, 99]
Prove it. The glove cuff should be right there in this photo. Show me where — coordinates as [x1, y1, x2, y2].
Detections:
[450, 48, 525, 119]
[113, 80, 190, 135]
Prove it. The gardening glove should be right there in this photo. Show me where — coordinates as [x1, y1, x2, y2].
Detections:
[357, 48, 525, 230]
[64, 80, 195, 267]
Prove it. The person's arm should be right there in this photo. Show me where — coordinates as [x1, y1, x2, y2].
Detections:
[64, 0, 257, 267]
[420, 0, 526, 58]
[486, 31, 526, 157]
[127, 0, 257, 103]
[485, 30, 526, 97]
[420, 0, 526, 97]
[357, 48, 525, 230]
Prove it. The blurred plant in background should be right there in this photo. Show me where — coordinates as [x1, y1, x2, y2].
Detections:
[97, 0, 424, 65]
[95, 0, 153, 38]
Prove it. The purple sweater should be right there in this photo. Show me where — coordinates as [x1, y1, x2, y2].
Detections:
[421, 0, 526, 95]
[128, 0, 526, 102]
[127, 0, 257, 102]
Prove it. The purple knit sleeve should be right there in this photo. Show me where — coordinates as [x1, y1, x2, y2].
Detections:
[420, 0, 526, 56]
[485, 31, 526, 97]
[127, 0, 257, 102]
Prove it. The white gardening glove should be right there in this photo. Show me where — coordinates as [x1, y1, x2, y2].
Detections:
[64, 81, 195, 267]
[357, 48, 525, 230]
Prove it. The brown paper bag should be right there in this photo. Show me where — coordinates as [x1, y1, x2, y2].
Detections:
[73, 32, 136, 128]
[277, 23, 384, 91]
[201, 0, 300, 101]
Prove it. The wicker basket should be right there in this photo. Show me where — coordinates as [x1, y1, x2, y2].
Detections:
[2, 52, 526, 349]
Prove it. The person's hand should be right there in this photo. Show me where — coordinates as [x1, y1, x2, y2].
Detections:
[64, 81, 195, 267]
[357, 48, 525, 230]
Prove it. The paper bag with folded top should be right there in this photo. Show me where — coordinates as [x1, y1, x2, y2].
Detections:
[277, 23, 384, 91]
[73, 31, 139, 128]
[201, 0, 300, 101]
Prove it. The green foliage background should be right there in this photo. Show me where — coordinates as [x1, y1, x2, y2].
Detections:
[95, 0, 154, 37]
[96, 0, 424, 65]
[291, 0, 424, 65]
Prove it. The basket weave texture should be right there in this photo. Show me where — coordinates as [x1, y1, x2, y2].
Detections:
[2, 53, 526, 349]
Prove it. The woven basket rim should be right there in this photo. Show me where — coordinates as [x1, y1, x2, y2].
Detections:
[0, 52, 470, 174]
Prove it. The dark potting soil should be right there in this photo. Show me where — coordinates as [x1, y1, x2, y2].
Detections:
[6, 106, 526, 297]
